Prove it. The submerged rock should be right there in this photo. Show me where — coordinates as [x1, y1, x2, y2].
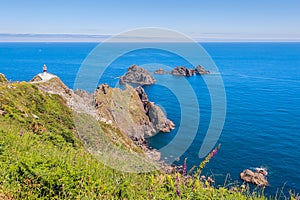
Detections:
[154, 68, 169, 74]
[119, 64, 156, 86]
[240, 169, 268, 186]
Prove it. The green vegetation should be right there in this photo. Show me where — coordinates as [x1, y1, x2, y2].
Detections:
[0, 81, 268, 199]
[0, 74, 8, 83]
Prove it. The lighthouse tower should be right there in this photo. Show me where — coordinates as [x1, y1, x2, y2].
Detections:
[34, 64, 56, 82]
[43, 64, 47, 74]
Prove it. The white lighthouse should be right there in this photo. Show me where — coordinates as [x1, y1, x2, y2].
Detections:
[34, 64, 57, 82]
[43, 64, 47, 74]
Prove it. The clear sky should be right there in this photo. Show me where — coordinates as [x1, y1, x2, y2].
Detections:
[0, 0, 299, 41]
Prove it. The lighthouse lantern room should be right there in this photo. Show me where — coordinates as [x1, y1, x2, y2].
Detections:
[43, 64, 47, 74]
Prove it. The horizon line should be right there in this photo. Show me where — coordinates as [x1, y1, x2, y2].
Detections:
[0, 33, 299, 43]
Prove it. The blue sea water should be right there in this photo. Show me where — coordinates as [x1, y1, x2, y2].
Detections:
[0, 42, 299, 197]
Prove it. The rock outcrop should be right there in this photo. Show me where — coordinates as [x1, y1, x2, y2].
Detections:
[171, 66, 195, 76]
[94, 84, 174, 138]
[119, 64, 156, 86]
[155, 65, 210, 77]
[240, 169, 268, 186]
[0, 73, 8, 83]
[147, 104, 175, 132]
[31, 77, 72, 102]
[195, 65, 210, 75]
[135, 86, 175, 133]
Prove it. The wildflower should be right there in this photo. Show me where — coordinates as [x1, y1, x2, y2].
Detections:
[176, 188, 181, 197]
[209, 144, 221, 159]
[175, 175, 181, 197]
[19, 129, 23, 137]
[196, 144, 221, 176]
[183, 158, 187, 176]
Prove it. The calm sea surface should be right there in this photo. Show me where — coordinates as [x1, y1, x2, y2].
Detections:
[1, 42, 299, 197]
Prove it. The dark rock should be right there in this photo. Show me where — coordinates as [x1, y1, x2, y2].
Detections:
[240, 169, 268, 186]
[119, 64, 156, 86]
[135, 86, 149, 103]
[195, 65, 210, 75]
[171, 66, 195, 77]
[97, 83, 110, 95]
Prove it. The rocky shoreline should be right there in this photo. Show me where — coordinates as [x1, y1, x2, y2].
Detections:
[3, 63, 208, 166]
[1, 68, 276, 190]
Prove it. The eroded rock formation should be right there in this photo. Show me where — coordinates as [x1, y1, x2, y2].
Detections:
[119, 64, 156, 86]
[154, 65, 210, 77]
[171, 66, 195, 76]
[195, 65, 210, 75]
[94, 84, 174, 138]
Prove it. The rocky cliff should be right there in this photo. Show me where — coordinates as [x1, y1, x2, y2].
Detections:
[30, 72, 174, 140]
[94, 84, 174, 138]
[135, 86, 175, 133]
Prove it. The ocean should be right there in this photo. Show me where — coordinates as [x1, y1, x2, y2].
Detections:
[0, 42, 299, 197]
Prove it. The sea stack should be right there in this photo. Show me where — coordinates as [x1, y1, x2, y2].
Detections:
[119, 64, 156, 86]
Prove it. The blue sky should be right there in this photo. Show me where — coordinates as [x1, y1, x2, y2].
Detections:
[0, 0, 299, 41]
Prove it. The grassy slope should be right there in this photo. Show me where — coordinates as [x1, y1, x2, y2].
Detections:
[0, 81, 266, 199]
[0, 74, 8, 83]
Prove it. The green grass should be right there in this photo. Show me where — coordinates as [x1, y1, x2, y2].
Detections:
[0, 74, 8, 83]
[0, 81, 269, 199]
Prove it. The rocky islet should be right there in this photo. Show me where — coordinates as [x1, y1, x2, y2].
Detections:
[154, 65, 210, 76]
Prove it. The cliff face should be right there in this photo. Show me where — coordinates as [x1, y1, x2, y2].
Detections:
[94, 84, 154, 138]
[0, 73, 8, 83]
[94, 84, 174, 138]
[30, 73, 174, 140]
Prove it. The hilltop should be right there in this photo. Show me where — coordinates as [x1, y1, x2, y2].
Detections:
[0, 73, 8, 83]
